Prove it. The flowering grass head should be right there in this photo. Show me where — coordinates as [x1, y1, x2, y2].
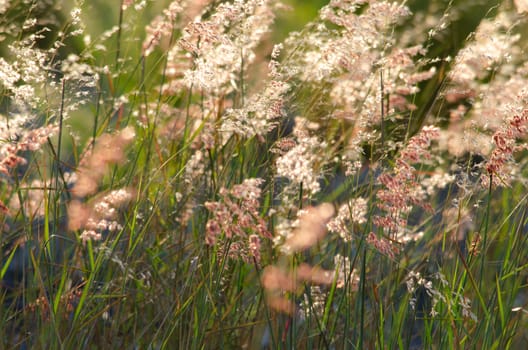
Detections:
[0, 0, 527, 348]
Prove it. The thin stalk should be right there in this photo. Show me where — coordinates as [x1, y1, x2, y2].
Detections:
[380, 69, 384, 148]
[115, 1, 124, 71]
[479, 175, 493, 290]
[358, 245, 367, 349]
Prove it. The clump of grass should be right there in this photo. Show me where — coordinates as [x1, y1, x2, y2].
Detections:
[0, 0, 527, 348]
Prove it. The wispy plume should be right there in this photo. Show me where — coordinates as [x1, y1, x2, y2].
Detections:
[373, 126, 440, 244]
[280, 203, 335, 254]
[71, 127, 135, 198]
[204, 178, 271, 264]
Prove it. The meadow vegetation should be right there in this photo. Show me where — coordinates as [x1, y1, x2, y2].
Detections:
[0, 0, 527, 348]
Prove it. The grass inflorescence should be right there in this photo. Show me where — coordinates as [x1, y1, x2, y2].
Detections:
[0, 0, 527, 348]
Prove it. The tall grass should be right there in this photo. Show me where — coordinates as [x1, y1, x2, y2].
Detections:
[0, 0, 527, 348]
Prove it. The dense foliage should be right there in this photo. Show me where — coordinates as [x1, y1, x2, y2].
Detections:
[0, 0, 527, 348]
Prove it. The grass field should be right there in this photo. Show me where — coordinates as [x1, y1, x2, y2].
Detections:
[0, 0, 527, 348]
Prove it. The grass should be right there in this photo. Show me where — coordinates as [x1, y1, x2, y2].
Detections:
[0, 0, 527, 349]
